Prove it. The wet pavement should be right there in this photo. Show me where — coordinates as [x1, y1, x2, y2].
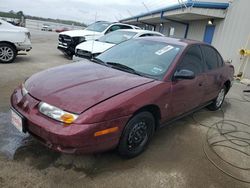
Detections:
[0, 30, 250, 187]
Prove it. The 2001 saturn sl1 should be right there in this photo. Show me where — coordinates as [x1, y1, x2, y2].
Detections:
[10, 37, 234, 158]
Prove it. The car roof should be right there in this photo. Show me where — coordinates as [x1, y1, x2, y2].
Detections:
[113, 29, 163, 35]
[93, 21, 139, 29]
[111, 23, 139, 28]
[134, 36, 206, 46]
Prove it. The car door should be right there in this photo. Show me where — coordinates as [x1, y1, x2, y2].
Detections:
[200, 45, 224, 102]
[170, 45, 207, 117]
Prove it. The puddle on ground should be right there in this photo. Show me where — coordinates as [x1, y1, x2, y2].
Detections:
[0, 111, 139, 175]
[0, 111, 29, 159]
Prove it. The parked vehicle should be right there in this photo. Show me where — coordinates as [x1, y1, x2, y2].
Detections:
[11, 37, 234, 158]
[55, 27, 70, 33]
[57, 21, 139, 58]
[0, 19, 32, 63]
[73, 29, 164, 61]
[41, 24, 52, 31]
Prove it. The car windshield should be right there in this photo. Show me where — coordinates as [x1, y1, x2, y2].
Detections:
[97, 30, 137, 44]
[85, 22, 111, 32]
[97, 39, 182, 79]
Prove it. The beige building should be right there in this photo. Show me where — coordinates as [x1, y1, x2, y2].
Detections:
[121, 0, 250, 78]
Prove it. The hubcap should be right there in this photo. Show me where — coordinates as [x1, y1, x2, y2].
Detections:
[216, 88, 225, 107]
[128, 121, 148, 150]
[0, 46, 14, 62]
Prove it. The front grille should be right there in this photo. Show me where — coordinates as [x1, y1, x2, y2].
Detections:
[58, 34, 72, 47]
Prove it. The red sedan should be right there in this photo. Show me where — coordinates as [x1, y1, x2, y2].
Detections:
[55, 27, 70, 33]
[10, 37, 234, 158]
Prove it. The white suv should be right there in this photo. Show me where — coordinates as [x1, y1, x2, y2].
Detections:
[0, 19, 32, 63]
[57, 21, 139, 58]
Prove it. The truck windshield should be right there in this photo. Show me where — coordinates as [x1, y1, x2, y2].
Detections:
[85, 22, 111, 32]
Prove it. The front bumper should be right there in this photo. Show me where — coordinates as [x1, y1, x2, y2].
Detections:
[10, 87, 130, 154]
[58, 34, 79, 57]
[15, 40, 32, 51]
[57, 45, 75, 57]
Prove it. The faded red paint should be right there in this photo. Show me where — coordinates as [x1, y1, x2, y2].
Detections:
[10, 37, 234, 154]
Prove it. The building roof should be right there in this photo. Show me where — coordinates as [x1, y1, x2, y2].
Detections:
[120, 0, 229, 22]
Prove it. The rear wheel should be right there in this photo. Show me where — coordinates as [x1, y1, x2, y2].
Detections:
[207, 86, 226, 111]
[118, 111, 155, 158]
[0, 43, 17, 63]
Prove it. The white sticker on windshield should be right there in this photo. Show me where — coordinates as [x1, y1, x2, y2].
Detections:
[155, 45, 174, 55]
[151, 67, 163, 74]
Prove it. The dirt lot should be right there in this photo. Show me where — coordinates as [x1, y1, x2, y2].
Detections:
[0, 30, 249, 188]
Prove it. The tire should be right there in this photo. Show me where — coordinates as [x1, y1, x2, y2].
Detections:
[118, 111, 155, 158]
[0, 43, 17, 63]
[207, 86, 226, 111]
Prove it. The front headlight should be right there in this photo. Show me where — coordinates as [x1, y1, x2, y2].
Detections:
[38, 102, 78, 124]
[25, 32, 31, 39]
[73, 36, 85, 44]
[21, 83, 28, 96]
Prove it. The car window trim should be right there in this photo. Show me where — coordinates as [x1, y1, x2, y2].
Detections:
[170, 44, 206, 80]
[200, 44, 224, 71]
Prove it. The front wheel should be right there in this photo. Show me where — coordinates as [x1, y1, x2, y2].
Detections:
[0, 43, 17, 63]
[118, 111, 155, 158]
[207, 86, 226, 111]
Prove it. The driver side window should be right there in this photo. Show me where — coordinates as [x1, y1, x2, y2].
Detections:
[177, 45, 204, 75]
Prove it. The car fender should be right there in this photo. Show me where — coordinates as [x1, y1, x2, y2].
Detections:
[0, 30, 26, 43]
[76, 80, 172, 125]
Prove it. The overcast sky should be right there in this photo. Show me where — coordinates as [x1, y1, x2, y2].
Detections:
[0, 0, 182, 24]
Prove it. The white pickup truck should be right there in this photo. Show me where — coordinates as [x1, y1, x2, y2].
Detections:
[0, 19, 32, 63]
[58, 21, 139, 59]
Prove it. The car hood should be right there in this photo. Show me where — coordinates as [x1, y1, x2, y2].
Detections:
[25, 61, 154, 114]
[76, 40, 115, 54]
[1, 23, 29, 33]
[60, 29, 101, 38]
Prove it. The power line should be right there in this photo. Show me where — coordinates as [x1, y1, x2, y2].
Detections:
[142, 2, 150, 13]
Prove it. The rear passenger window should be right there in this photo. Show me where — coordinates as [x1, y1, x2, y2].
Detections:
[177, 45, 204, 75]
[140, 33, 162, 37]
[201, 46, 219, 70]
[119, 25, 133, 29]
[106, 25, 132, 34]
[140, 34, 152, 37]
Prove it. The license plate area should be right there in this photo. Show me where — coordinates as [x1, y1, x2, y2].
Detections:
[11, 108, 26, 133]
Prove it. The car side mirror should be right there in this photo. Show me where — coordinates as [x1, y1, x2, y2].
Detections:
[174, 69, 195, 80]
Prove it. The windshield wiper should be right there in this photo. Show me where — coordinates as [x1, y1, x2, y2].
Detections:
[104, 41, 115, 44]
[106, 62, 143, 76]
[91, 57, 106, 65]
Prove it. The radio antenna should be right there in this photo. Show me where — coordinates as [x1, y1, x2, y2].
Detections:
[142, 2, 150, 13]
[91, 12, 97, 59]
[127, 10, 133, 17]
